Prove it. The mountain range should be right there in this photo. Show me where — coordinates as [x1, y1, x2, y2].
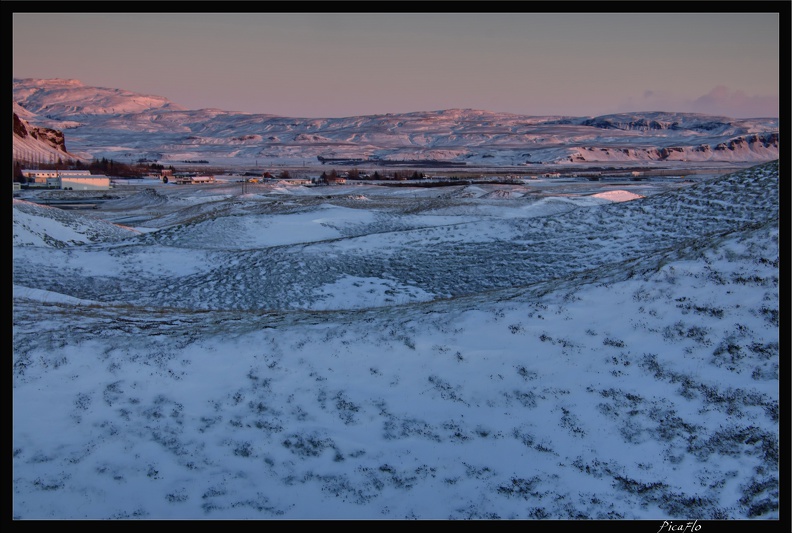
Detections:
[13, 78, 779, 169]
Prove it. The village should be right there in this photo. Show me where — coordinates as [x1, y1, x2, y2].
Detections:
[15, 163, 727, 195]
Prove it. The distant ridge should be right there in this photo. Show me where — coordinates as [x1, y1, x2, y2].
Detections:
[13, 78, 779, 168]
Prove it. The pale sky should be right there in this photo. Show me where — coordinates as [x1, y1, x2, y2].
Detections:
[12, 12, 782, 118]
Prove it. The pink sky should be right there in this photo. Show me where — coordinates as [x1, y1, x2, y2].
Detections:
[12, 12, 783, 118]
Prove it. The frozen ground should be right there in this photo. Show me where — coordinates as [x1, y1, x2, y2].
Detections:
[12, 161, 780, 520]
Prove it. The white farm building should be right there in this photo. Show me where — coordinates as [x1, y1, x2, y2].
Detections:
[21, 169, 112, 190]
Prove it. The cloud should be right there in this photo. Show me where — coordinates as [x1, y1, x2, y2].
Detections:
[619, 86, 778, 118]
[691, 85, 778, 118]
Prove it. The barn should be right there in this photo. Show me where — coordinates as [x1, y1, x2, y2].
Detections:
[60, 174, 112, 191]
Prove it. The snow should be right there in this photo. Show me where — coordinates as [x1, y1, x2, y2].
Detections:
[12, 161, 780, 520]
[12, 284, 98, 305]
[13, 78, 779, 168]
[308, 276, 435, 310]
[590, 189, 644, 202]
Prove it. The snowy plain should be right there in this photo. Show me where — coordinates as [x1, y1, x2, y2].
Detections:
[12, 162, 780, 520]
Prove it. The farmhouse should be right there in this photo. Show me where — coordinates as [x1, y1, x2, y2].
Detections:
[21, 169, 112, 190]
[22, 169, 61, 187]
[261, 177, 312, 186]
[22, 169, 59, 181]
[283, 178, 312, 186]
[167, 173, 216, 184]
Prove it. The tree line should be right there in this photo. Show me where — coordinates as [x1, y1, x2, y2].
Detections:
[317, 169, 426, 183]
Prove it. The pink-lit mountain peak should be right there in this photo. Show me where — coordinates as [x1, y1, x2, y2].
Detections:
[12, 78, 779, 168]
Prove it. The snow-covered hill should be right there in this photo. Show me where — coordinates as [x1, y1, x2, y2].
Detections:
[13, 199, 140, 247]
[13, 79, 779, 168]
[12, 161, 779, 519]
[13, 78, 183, 118]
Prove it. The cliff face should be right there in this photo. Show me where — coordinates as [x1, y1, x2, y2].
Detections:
[12, 111, 88, 164]
[14, 113, 68, 152]
[13, 112, 28, 137]
[567, 132, 779, 163]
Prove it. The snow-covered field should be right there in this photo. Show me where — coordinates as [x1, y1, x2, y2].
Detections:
[12, 162, 780, 520]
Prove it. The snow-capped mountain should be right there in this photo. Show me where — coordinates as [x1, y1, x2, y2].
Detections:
[13, 78, 183, 118]
[13, 78, 779, 168]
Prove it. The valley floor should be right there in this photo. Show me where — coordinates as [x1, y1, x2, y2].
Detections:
[12, 162, 780, 520]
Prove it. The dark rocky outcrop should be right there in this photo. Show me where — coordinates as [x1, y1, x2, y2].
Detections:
[13, 112, 69, 153]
